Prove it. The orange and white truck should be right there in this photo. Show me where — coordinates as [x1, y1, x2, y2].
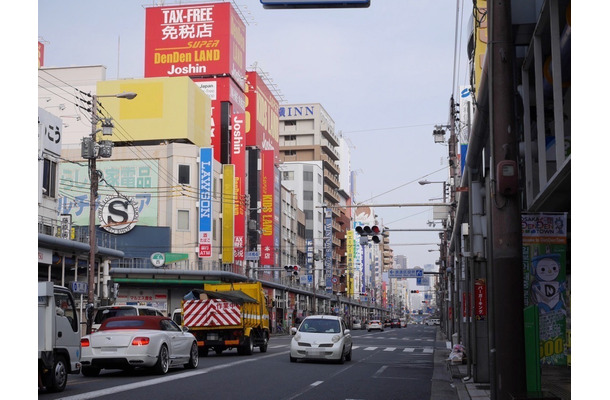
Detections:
[174, 282, 270, 356]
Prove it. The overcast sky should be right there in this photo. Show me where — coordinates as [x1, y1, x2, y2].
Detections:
[37, 0, 473, 269]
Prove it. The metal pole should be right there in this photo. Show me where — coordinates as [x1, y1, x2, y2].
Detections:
[86, 94, 98, 335]
[488, 0, 526, 397]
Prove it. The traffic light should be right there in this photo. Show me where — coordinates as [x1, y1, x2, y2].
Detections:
[284, 265, 299, 276]
[355, 225, 381, 243]
[410, 290, 420, 294]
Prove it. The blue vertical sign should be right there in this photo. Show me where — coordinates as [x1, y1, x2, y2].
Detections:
[324, 208, 332, 286]
[198, 147, 213, 258]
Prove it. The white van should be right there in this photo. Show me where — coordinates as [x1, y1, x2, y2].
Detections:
[426, 318, 440, 326]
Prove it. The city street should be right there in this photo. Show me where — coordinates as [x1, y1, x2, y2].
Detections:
[40, 325, 445, 400]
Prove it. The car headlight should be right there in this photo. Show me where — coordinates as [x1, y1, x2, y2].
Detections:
[331, 335, 340, 343]
[294, 333, 301, 342]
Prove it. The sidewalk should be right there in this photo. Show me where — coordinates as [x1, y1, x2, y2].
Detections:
[434, 331, 571, 400]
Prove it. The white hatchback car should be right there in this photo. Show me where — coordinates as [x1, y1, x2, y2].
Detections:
[290, 315, 352, 364]
[366, 319, 384, 332]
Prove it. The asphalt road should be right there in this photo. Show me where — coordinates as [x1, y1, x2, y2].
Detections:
[40, 324, 444, 400]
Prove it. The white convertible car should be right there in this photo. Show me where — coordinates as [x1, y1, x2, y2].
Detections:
[80, 316, 199, 376]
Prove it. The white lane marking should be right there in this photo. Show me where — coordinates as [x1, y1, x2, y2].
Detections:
[363, 347, 377, 351]
[403, 348, 415, 352]
[383, 347, 396, 352]
[423, 348, 434, 353]
[373, 365, 388, 379]
[351, 346, 360, 350]
[57, 351, 289, 400]
[311, 381, 324, 387]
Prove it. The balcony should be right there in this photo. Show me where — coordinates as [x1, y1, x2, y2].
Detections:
[323, 185, 341, 203]
[320, 153, 340, 175]
[324, 169, 340, 189]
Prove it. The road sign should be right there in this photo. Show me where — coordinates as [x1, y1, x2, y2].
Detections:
[245, 251, 260, 260]
[388, 268, 424, 278]
[417, 276, 431, 286]
[70, 281, 88, 295]
[300, 275, 313, 285]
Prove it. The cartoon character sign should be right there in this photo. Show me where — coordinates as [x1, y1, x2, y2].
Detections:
[530, 253, 565, 313]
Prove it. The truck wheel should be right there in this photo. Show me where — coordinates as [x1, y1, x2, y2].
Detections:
[154, 344, 169, 375]
[185, 342, 199, 369]
[259, 332, 269, 353]
[242, 336, 254, 355]
[81, 366, 101, 377]
[42, 355, 68, 392]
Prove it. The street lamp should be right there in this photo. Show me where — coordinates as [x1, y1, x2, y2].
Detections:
[85, 91, 137, 334]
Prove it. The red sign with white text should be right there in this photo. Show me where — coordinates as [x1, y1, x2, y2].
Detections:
[245, 71, 280, 160]
[474, 279, 487, 320]
[192, 77, 245, 162]
[144, 2, 246, 87]
[232, 113, 246, 263]
[260, 150, 275, 265]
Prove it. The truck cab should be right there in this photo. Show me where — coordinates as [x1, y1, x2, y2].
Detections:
[38, 282, 81, 392]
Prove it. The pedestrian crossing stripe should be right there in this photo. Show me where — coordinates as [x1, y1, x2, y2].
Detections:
[384, 347, 396, 351]
[404, 348, 415, 352]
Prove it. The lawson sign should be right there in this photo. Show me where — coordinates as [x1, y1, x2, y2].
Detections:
[199, 147, 213, 258]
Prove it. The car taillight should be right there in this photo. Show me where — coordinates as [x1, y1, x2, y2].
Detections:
[81, 338, 90, 347]
[131, 337, 150, 346]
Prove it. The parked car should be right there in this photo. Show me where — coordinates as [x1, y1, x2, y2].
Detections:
[366, 319, 384, 332]
[91, 305, 165, 333]
[426, 318, 440, 326]
[352, 319, 362, 330]
[289, 315, 352, 364]
[390, 318, 401, 328]
[80, 316, 198, 376]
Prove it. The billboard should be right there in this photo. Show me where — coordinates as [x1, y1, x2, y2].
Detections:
[245, 71, 280, 157]
[260, 150, 275, 265]
[97, 77, 211, 147]
[232, 114, 246, 263]
[522, 213, 568, 366]
[222, 164, 235, 264]
[199, 147, 214, 258]
[144, 2, 246, 88]
[193, 76, 246, 162]
[58, 160, 159, 226]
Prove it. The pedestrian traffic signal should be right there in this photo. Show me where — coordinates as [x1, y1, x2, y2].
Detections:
[284, 265, 299, 276]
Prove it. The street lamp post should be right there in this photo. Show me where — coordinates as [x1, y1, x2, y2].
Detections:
[85, 91, 136, 334]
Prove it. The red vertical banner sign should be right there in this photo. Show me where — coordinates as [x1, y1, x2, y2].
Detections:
[232, 113, 246, 267]
[474, 279, 487, 320]
[260, 150, 275, 265]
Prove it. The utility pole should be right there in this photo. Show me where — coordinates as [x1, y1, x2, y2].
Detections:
[86, 94, 100, 335]
[488, 0, 526, 398]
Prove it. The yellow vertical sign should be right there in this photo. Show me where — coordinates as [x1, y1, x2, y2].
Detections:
[474, 0, 488, 91]
[222, 165, 235, 264]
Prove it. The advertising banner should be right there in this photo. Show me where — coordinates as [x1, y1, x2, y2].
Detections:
[199, 147, 213, 258]
[232, 114, 246, 263]
[193, 76, 246, 162]
[245, 71, 280, 156]
[324, 208, 332, 285]
[58, 160, 159, 226]
[260, 150, 275, 265]
[222, 164, 235, 264]
[144, 2, 246, 87]
[522, 213, 568, 365]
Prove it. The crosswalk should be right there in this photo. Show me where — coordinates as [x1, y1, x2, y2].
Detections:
[352, 345, 434, 353]
[270, 344, 436, 353]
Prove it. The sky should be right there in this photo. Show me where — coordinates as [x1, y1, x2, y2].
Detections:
[36, 0, 464, 270]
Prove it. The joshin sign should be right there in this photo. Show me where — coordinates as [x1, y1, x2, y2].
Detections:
[144, 2, 246, 86]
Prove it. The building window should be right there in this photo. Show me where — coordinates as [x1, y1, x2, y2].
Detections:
[285, 150, 296, 156]
[177, 210, 190, 230]
[178, 164, 190, 184]
[42, 158, 57, 198]
[285, 135, 297, 141]
[282, 171, 294, 181]
[303, 171, 313, 181]
[304, 190, 313, 201]
[284, 120, 296, 126]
